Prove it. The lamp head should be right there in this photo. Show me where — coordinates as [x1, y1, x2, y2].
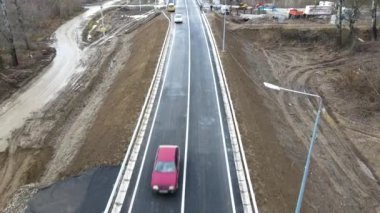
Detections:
[264, 82, 281, 91]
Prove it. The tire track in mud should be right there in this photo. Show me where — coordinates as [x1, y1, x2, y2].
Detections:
[262, 47, 380, 208]
[229, 25, 380, 208]
[210, 13, 380, 212]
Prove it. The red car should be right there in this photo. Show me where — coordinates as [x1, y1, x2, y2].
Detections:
[151, 145, 180, 193]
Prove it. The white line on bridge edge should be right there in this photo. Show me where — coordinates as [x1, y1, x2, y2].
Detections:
[201, 8, 259, 213]
[127, 20, 177, 213]
[194, 0, 237, 212]
[105, 10, 172, 213]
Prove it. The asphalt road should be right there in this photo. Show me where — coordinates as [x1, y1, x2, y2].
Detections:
[121, 0, 243, 212]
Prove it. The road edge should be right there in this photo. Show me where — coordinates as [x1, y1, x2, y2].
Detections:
[104, 12, 172, 213]
[200, 11, 259, 213]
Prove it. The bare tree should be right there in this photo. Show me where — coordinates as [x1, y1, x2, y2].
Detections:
[336, 0, 343, 46]
[0, 55, 3, 69]
[0, 0, 18, 66]
[372, 0, 378, 40]
[13, 0, 30, 50]
[344, 0, 361, 39]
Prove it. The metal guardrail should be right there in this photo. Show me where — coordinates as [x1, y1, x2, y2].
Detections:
[104, 11, 172, 213]
[199, 10, 259, 213]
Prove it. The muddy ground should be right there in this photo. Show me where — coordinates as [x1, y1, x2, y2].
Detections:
[0, 7, 89, 105]
[1, 9, 168, 211]
[208, 13, 380, 212]
[0, 47, 55, 103]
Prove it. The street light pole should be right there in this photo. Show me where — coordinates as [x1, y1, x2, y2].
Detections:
[295, 97, 322, 213]
[222, 0, 226, 51]
[263, 82, 322, 213]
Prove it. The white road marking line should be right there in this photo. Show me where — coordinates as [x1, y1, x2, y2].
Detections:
[180, 0, 191, 211]
[105, 11, 172, 213]
[127, 21, 177, 213]
[201, 10, 259, 213]
[194, 1, 236, 212]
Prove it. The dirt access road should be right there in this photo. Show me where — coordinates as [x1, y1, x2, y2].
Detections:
[208, 14, 380, 212]
[1, 6, 168, 211]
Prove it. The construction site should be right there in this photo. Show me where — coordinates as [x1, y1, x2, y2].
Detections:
[0, 0, 379, 212]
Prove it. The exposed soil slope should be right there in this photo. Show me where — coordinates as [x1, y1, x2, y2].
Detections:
[208, 13, 380, 213]
[1, 11, 168, 211]
[64, 14, 168, 176]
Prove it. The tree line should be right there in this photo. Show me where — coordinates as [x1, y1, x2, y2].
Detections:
[336, 0, 378, 46]
[0, 0, 97, 68]
[0, 0, 379, 68]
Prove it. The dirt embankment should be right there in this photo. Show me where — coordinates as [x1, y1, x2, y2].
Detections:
[1, 11, 168, 211]
[64, 14, 168, 176]
[208, 13, 380, 212]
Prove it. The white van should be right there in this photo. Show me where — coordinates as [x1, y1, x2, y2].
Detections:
[220, 5, 230, 15]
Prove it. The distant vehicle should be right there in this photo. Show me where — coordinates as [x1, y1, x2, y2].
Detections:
[319, 1, 335, 7]
[151, 145, 180, 193]
[304, 5, 333, 16]
[239, 2, 248, 10]
[255, 2, 264, 9]
[288, 1, 333, 19]
[167, 3, 175, 12]
[288, 8, 305, 18]
[203, 3, 210, 10]
[174, 14, 183, 23]
[220, 5, 230, 15]
[256, 3, 275, 11]
[212, 4, 221, 10]
[288, 5, 333, 18]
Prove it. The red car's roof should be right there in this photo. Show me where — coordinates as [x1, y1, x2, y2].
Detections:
[157, 145, 177, 162]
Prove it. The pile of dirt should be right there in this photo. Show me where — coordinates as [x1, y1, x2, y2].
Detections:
[83, 7, 137, 42]
[83, 2, 156, 43]
[208, 13, 380, 212]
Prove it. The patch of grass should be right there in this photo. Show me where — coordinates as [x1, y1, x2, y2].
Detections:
[82, 18, 99, 42]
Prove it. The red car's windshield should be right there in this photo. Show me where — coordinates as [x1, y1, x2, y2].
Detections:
[154, 161, 176, 173]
